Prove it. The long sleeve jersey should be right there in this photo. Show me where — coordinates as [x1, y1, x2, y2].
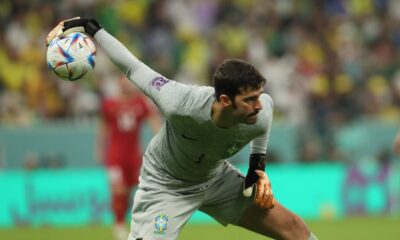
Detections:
[95, 29, 274, 189]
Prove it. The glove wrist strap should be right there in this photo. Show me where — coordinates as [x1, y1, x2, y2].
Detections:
[86, 19, 102, 37]
[249, 153, 266, 171]
[63, 18, 102, 37]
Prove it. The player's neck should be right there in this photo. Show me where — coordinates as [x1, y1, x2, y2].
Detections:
[211, 101, 237, 128]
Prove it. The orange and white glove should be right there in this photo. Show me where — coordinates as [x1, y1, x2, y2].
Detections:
[46, 17, 102, 46]
[253, 170, 275, 209]
[243, 153, 275, 209]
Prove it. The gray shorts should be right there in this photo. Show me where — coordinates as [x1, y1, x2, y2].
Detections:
[128, 162, 253, 240]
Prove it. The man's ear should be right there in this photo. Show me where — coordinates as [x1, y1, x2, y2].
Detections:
[220, 94, 232, 107]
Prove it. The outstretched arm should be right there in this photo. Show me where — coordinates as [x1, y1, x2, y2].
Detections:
[46, 17, 191, 117]
[46, 18, 158, 88]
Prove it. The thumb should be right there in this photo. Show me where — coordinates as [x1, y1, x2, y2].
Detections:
[255, 169, 267, 179]
[254, 169, 265, 178]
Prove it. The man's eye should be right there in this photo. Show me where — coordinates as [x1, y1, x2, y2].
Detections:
[245, 98, 257, 103]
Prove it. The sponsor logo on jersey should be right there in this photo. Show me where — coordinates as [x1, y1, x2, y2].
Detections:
[150, 76, 169, 90]
[223, 143, 242, 158]
[154, 212, 169, 235]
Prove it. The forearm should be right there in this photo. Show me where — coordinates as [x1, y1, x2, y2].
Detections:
[94, 29, 160, 95]
[47, 18, 161, 95]
[46, 18, 186, 116]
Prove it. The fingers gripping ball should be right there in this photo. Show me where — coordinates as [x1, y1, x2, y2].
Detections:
[46, 32, 96, 81]
[45, 17, 102, 46]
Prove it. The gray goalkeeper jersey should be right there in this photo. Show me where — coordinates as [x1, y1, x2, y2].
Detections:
[95, 30, 274, 189]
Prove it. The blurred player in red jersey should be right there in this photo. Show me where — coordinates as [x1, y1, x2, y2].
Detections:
[97, 75, 162, 240]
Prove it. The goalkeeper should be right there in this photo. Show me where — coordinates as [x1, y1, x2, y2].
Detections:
[47, 18, 318, 240]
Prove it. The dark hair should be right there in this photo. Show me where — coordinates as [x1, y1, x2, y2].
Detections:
[213, 59, 266, 101]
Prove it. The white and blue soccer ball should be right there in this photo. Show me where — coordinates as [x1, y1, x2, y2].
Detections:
[46, 32, 96, 81]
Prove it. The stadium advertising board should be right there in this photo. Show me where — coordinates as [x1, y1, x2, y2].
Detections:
[0, 163, 398, 227]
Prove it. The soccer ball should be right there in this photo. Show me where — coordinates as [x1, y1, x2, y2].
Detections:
[46, 32, 96, 81]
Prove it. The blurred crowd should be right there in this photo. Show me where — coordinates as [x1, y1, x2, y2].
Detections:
[1, 0, 400, 162]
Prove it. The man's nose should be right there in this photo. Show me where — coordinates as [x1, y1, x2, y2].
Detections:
[254, 99, 262, 110]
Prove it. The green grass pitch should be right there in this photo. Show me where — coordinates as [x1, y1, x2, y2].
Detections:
[0, 216, 398, 240]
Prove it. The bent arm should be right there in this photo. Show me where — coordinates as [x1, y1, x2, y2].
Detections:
[250, 94, 274, 154]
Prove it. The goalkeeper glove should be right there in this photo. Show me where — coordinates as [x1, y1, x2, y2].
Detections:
[243, 153, 275, 209]
[243, 153, 266, 196]
[46, 17, 102, 46]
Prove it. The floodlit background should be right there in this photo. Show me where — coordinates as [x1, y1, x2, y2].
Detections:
[0, 0, 400, 239]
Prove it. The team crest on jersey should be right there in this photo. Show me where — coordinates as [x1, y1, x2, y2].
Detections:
[151, 76, 169, 90]
[223, 143, 242, 158]
[154, 212, 169, 235]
